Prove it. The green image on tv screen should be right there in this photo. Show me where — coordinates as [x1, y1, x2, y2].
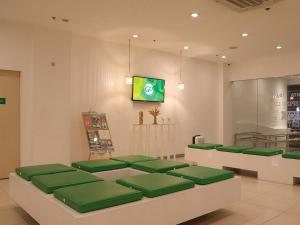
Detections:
[132, 76, 165, 102]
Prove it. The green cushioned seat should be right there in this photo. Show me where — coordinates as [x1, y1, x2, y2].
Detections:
[71, 159, 127, 172]
[116, 173, 194, 198]
[111, 155, 158, 165]
[282, 151, 300, 160]
[32, 171, 103, 194]
[15, 164, 76, 181]
[243, 148, 283, 156]
[167, 166, 234, 185]
[216, 146, 253, 153]
[54, 181, 143, 213]
[188, 143, 223, 150]
[131, 159, 189, 173]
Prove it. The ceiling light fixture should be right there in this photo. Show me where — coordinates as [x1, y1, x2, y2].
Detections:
[183, 46, 189, 50]
[132, 34, 139, 38]
[242, 33, 249, 37]
[191, 12, 199, 18]
[178, 82, 185, 90]
[178, 50, 185, 91]
[221, 55, 227, 59]
[126, 39, 133, 85]
[276, 45, 283, 49]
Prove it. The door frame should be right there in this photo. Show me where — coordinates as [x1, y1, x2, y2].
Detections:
[0, 65, 22, 171]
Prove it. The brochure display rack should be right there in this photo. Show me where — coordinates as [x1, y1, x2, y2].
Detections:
[82, 112, 114, 159]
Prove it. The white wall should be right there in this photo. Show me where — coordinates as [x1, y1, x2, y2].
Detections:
[0, 19, 220, 165]
[217, 64, 234, 145]
[69, 35, 219, 161]
[228, 51, 300, 81]
[0, 20, 72, 165]
[31, 27, 72, 164]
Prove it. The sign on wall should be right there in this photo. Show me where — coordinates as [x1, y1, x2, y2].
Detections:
[287, 85, 300, 129]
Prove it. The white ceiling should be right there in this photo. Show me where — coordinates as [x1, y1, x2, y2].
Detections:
[0, 0, 299, 62]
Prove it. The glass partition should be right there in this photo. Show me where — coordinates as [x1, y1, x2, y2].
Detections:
[232, 79, 258, 134]
[232, 75, 300, 151]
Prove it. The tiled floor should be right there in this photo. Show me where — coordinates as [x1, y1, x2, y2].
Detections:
[1, 175, 300, 225]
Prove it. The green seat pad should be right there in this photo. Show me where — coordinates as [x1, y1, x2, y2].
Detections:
[188, 143, 223, 150]
[216, 146, 253, 153]
[15, 164, 76, 181]
[111, 155, 158, 165]
[131, 159, 189, 173]
[71, 159, 127, 172]
[167, 166, 234, 185]
[282, 151, 300, 160]
[31, 171, 103, 194]
[54, 181, 143, 213]
[243, 148, 283, 156]
[116, 173, 194, 198]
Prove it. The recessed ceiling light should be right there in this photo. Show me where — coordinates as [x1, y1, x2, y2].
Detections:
[132, 34, 139, 38]
[276, 45, 283, 49]
[191, 12, 199, 18]
[221, 55, 227, 59]
[242, 33, 249, 37]
[183, 46, 189, 50]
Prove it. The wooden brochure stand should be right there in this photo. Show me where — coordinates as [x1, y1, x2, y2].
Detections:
[82, 111, 114, 160]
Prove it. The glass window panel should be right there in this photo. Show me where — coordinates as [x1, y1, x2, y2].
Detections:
[232, 80, 258, 147]
[257, 78, 287, 149]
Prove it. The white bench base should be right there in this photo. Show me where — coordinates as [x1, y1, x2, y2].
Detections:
[9, 173, 241, 225]
[185, 148, 300, 185]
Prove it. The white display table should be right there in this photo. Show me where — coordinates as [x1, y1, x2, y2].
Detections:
[131, 124, 176, 159]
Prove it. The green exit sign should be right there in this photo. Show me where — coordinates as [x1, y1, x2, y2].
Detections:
[0, 98, 6, 105]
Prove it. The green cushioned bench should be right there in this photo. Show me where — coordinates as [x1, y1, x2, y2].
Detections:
[131, 159, 189, 173]
[111, 155, 158, 165]
[167, 166, 234, 185]
[54, 181, 143, 213]
[282, 151, 300, 160]
[216, 146, 253, 153]
[71, 159, 127, 173]
[32, 171, 103, 194]
[243, 148, 283, 156]
[116, 173, 195, 198]
[16, 164, 76, 181]
[188, 143, 223, 150]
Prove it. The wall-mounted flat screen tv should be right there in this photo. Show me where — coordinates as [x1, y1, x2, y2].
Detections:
[132, 76, 165, 102]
